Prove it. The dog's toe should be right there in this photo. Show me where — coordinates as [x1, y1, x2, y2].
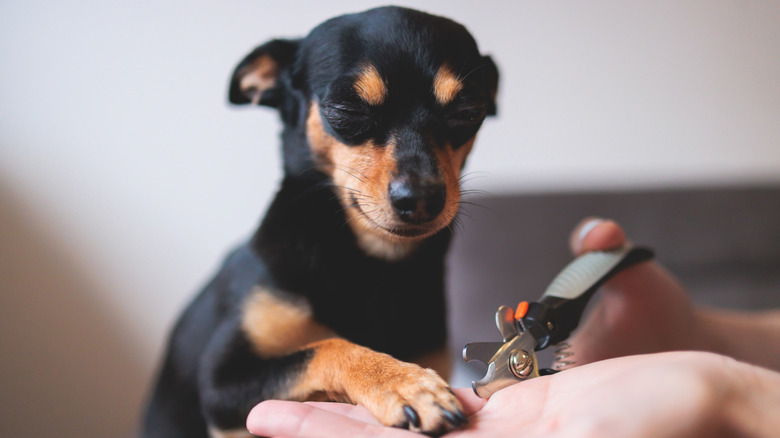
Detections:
[403, 405, 421, 428]
[440, 404, 468, 428]
[365, 364, 465, 435]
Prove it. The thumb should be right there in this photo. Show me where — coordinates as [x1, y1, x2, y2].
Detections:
[569, 217, 627, 256]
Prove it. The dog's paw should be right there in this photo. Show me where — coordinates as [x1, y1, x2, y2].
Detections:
[361, 362, 466, 436]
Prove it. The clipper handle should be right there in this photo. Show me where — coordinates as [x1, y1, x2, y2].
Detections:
[523, 246, 654, 349]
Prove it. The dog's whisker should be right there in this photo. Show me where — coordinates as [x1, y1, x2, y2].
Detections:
[331, 167, 366, 184]
[460, 190, 494, 199]
[457, 199, 492, 215]
[445, 215, 466, 236]
[458, 199, 489, 208]
[458, 171, 489, 185]
[334, 164, 370, 183]
[457, 62, 490, 82]
[454, 211, 476, 228]
[329, 183, 363, 193]
[330, 192, 371, 203]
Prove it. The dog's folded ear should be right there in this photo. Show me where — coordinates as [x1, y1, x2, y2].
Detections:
[481, 55, 500, 116]
[229, 39, 300, 107]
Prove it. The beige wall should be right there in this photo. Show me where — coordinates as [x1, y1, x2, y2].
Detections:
[1, 1, 779, 436]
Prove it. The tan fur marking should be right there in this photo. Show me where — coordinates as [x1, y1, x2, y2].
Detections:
[354, 64, 387, 105]
[241, 287, 334, 357]
[433, 64, 463, 105]
[238, 55, 279, 105]
[434, 137, 476, 226]
[288, 338, 462, 432]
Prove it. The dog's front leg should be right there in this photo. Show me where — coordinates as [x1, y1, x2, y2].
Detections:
[286, 338, 466, 435]
[199, 326, 464, 437]
[198, 287, 464, 436]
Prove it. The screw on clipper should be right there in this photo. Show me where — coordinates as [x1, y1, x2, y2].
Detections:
[509, 350, 534, 378]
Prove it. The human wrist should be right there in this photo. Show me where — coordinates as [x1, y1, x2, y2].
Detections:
[719, 359, 780, 437]
[695, 307, 780, 370]
[693, 307, 731, 356]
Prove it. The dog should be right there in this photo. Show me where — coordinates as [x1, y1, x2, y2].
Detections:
[142, 6, 498, 437]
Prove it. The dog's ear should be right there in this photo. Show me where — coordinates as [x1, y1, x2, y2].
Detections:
[481, 55, 499, 116]
[229, 39, 300, 107]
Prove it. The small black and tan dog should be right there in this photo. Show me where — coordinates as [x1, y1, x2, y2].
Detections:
[142, 6, 498, 437]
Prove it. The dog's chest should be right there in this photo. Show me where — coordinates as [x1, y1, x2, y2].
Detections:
[308, 259, 448, 361]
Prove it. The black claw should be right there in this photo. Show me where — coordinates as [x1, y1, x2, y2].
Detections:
[438, 405, 467, 428]
[392, 419, 410, 429]
[454, 409, 468, 425]
[441, 409, 461, 426]
[403, 405, 421, 428]
[426, 425, 449, 437]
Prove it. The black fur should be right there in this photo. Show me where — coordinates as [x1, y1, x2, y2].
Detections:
[142, 6, 497, 437]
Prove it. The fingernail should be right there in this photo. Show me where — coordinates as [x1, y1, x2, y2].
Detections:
[577, 218, 604, 246]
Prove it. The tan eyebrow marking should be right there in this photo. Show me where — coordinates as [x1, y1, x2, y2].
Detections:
[433, 64, 463, 105]
[353, 63, 387, 105]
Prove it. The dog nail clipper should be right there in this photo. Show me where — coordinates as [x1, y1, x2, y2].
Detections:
[463, 245, 655, 398]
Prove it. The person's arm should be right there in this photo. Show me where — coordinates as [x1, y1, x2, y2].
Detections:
[699, 307, 780, 371]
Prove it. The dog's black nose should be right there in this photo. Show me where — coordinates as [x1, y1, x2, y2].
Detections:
[388, 179, 447, 224]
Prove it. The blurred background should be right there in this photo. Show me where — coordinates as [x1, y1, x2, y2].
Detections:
[1, 1, 778, 436]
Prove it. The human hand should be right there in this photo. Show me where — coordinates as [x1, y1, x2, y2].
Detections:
[246, 352, 780, 437]
[560, 218, 706, 366]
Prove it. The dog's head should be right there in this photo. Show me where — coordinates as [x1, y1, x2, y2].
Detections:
[230, 7, 498, 258]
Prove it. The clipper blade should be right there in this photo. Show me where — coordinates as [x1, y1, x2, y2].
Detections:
[553, 342, 575, 370]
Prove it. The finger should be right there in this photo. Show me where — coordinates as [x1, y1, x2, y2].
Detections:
[302, 401, 380, 425]
[451, 388, 487, 417]
[569, 217, 626, 255]
[247, 400, 416, 438]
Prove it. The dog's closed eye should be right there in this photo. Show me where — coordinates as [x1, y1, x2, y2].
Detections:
[320, 102, 379, 144]
[446, 105, 488, 124]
